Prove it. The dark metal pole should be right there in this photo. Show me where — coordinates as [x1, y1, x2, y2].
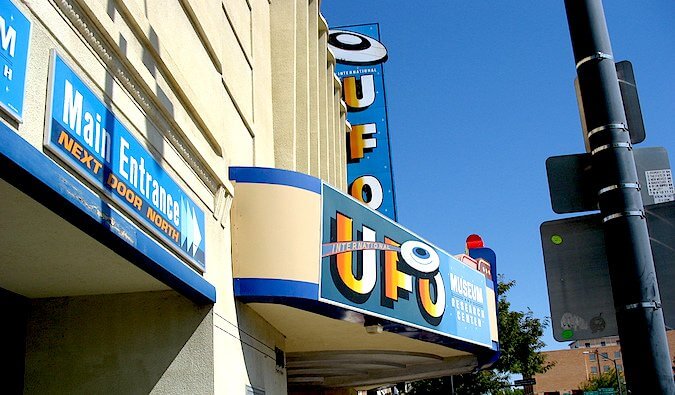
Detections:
[595, 350, 601, 378]
[613, 360, 623, 395]
[563, 1, 675, 393]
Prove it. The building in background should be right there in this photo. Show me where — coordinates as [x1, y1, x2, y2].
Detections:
[0, 0, 498, 393]
[532, 331, 675, 395]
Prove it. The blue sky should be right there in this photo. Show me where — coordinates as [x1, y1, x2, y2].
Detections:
[320, 2, 675, 350]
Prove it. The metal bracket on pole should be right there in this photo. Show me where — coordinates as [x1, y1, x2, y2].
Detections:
[598, 183, 640, 195]
[623, 301, 662, 311]
[576, 51, 614, 69]
[587, 123, 628, 139]
[602, 210, 644, 223]
[591, 142, 631, 156]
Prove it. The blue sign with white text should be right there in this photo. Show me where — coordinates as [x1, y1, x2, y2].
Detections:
[0, 0, 30, 121]
[320, 184, 494, 347]
[45, 52, 206, 270]
[328, 24, 397, 220]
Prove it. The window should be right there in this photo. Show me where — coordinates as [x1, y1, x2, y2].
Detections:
[601, 352, 609, 359]
[588, 354, 596, 361]
[617, 364, 623, 371]
[614, 351, 621, 359]
[585, 342, 591, 348]
[603, 365, 610, 372]
[591, 366, 598, 374]
[600, 341, 606, 346]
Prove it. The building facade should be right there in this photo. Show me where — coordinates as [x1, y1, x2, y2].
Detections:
[0, 1, 499, 394]
[532, 332, 675, 395]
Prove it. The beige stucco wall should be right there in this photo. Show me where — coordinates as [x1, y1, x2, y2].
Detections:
[231, 182, 322, 284]
[6, 0, 348, 393]
[270, 1, 349, 191]
[24, 291, 214, 394]
[6, 0, 312, 393]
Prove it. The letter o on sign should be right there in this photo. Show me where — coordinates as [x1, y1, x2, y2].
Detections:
[327, 30, 388, 65]
[401, 241, 440, 274]
[350, 175, 383, 210]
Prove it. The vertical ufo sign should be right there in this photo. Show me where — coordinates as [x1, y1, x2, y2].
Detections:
[329, 24, 397, 220]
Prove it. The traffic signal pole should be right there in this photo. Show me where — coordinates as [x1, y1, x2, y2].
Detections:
[563, 1, 675, 393]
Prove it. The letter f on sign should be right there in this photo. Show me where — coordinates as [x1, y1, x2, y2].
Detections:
[349, 123, 377, 161]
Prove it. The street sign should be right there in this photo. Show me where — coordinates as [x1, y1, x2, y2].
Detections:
[615, 61, 646, 145]
[546, 147, 673, 214]
[546, 153, 595, 214]
[576, 61, 645, 153]
[541, 201, 675, 341]
[636, 148, 675, 204]
[514, 378, 536, 386]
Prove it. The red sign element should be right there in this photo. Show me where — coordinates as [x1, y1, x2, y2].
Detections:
[466, 234, 484, 249]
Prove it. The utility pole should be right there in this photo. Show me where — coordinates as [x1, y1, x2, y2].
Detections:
[563, 1, 675, 393]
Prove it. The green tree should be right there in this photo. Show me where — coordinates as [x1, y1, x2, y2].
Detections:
[406, 371, 516, 395]
[408, 277, 553, 395]
[578, 368, 623, 392]
[493, 278, 553, 377]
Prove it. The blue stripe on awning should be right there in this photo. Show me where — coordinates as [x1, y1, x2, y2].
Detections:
[229, 166, 322, 194]
[0, 121, 216, 304]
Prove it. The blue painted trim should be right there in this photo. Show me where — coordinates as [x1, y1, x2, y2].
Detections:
[382, 320, 500, 362]
[234, 277, 499, 358]
[234, 278, 319, 300]
[469, 247, 498, 286]
[469, 246, 500, 367]
[478, 342, 501, 368]
[229, 166, 322, 194]
[0, 122, 215, 304]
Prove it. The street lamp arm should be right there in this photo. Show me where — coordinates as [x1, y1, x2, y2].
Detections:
[582, 349, 623, 395]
